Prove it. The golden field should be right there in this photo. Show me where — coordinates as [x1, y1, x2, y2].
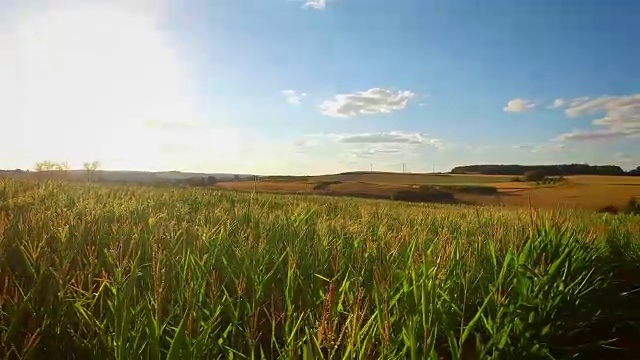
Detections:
[217, 173, 640, 211]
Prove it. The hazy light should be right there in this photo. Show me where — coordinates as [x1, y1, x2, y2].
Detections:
[0, 1, 234, 170]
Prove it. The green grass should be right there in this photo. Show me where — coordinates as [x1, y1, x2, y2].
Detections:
[0, 179, 639, 359]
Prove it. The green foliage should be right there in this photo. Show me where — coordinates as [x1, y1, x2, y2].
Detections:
[439, 185, 499, 195]
[0, 179, 638, 359]
[83, 161, 100, 182]
[524, 170, 546, 182]
[312, 181, 341, 191]
[452, 164, 627, 176]
[623, 197, 639, 215]
[184, 176, 217, 187]
[391, 185, 456, 203]
[206, 176, 218, 185]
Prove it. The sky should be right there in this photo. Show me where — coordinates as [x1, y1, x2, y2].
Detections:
[0, 0, 639, 175]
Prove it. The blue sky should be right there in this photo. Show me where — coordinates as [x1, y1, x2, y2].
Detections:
[1, 0, 639, 174]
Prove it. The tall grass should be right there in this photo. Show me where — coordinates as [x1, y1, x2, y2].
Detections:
[0, 179, 638, 359]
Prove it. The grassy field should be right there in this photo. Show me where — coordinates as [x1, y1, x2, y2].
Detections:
[1, 179, 639, 359]
[219, 173, 640, 211]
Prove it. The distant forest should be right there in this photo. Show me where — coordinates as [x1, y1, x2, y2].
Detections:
[451, 164, 640, 176]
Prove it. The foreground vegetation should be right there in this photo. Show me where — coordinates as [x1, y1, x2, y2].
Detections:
[0, 180, 639, 359]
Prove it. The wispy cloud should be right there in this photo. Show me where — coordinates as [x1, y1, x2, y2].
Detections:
[564, 94, 640, 119]
[503, 98, 536, 113]
[554, 94, 640, 141]
[568, 96, 590, 108]
[281, 89, 307, 105]
[338, 132, 424, 144]
[336, 131, 445, 149]
[548, 98, 565, 109]
[554, 129, 635, 142]
[319, 88, 415, 117]
[613, 152, 634, 164]
[303, 0, 328, 10]
[512, 144, 533, 150]
[349, 148, 402, 158]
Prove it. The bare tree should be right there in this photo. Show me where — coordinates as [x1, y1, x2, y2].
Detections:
[34, 162, 45, 172]
[34, 160, 54, 172]
[55, 162, 70, 179]
[83, 161, 100, 182]
[34, 160, 70, 180]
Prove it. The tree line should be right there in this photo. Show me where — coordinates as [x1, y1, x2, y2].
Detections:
[32, 160, 101, 181]
[451, 164, 640, 176]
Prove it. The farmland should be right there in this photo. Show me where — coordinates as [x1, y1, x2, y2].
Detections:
[0, 179, 639, 359]
[218, 172, 640, 211]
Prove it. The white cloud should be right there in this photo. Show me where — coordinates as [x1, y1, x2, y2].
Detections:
[554, 129, 635, 142]
[564, 94, 640, 121]
[303, 0, 327, 10]
[349, 148, 402, 158]
[338, 132, 424, 144]
[503, 98, 535, 113]
[568, 96, 590, 108]
[565, 96, 617, 118]
[613, 152, 634, 164]
[548, 98, 565, 109]
[335, 131, 445, 149]
[282, 89, 306, 105]
[533, 142, 567, 152]
[295, 131, 449, 168]
[511, 143, 567, 152]
[512, 144, 533, 150]
[555, 94, 640, 142]
[319, 88, 415, 117]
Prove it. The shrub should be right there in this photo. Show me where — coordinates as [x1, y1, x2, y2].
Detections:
[185, 177, 206, 187]
[623, 197, 640, 215]
[391, 186, 456, 203]
[524, 169, 546, 182]
[206, 176, 218, 185]
[598, 206, 619, 215]
[313, 181, 341, 191]
[445, 185, 499, 195]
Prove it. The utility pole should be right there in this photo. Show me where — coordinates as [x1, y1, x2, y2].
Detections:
[370, 163, 373, 172]
[402, 163, 406, 173]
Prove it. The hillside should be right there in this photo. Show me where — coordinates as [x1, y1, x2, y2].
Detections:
[0, 169, 254, 183]
[219, 172, 640, 211]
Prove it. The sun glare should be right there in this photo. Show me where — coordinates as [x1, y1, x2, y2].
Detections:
[0, 3, 218, 170]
